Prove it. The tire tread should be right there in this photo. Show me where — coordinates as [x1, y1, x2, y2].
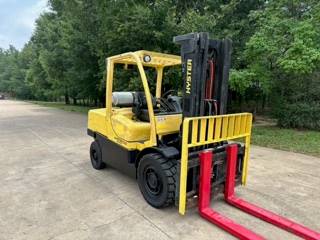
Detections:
[139, 153, 176, 207]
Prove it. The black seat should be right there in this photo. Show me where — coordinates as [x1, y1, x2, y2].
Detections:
[132, 92, 156, 122]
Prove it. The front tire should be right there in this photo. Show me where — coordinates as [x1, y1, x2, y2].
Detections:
[90, 140, 106, 170]
[137, 153, 176, 208]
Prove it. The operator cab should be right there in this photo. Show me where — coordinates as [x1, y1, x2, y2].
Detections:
[103, 51, 183, 144]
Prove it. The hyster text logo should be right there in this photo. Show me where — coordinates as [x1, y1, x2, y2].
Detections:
[186, 59, 192, 94]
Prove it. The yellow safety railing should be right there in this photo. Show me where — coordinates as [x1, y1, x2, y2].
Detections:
[178, 113, 253, 215]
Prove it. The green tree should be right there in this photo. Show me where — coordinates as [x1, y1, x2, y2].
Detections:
[0, 46, 32, 99]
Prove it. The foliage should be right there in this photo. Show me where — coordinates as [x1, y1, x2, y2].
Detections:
[240, 0, 320, 108]
[229, 69, 256, 95]
[0, 46, 32, 99]
[276, 102, 320, 130]
[0, 0, 319, 130]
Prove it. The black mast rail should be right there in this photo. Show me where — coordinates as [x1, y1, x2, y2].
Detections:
[174, 32, 232, 117]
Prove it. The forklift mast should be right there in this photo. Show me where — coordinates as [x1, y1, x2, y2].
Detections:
[174, 32, 232, 117]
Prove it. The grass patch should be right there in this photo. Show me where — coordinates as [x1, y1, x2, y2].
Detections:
[29, 101, 94, 114]
[252, 126, 320, 157]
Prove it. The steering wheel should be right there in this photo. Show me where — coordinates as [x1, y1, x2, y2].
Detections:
[162, 89, 177, 98]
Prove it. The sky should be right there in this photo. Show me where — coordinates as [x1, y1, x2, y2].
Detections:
[0, 0, 48, 50]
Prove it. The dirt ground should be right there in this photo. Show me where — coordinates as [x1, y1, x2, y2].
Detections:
[0, 100, 319, 240]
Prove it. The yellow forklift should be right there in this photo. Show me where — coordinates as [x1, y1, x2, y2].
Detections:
[87, 33, 320, 239]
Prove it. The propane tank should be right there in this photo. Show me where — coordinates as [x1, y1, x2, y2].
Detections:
[112, 92, 134, 107]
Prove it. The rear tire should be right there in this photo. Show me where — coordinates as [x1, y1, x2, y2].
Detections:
[137, 153, 176, 208]
[90, 140, 106, 170]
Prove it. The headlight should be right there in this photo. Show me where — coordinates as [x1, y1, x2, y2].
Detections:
[143, 55, 151, 62]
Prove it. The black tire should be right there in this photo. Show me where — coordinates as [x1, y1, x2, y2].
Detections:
[137, 153, 176, 208]
[90, 141, 106, 170]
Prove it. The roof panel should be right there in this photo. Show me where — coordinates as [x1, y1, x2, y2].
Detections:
[108, 50, 181, 67]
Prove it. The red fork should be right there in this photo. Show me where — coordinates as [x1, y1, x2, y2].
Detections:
[225, 144, 320, 240]
[198, 145, 320, 240]
[199, 150, 265, 240]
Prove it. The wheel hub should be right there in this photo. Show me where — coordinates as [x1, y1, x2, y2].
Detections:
[145, 168, 161, 195]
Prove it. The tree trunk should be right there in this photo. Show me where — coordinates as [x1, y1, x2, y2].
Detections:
[65, 91, 70, 105]
[239, 95, 243, 112]
[262, 95, 266, 111]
